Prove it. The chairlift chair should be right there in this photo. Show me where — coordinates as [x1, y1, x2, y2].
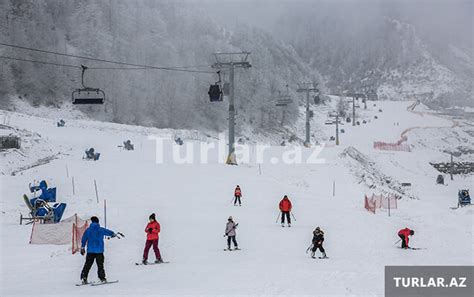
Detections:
[72, 65, 105, 104]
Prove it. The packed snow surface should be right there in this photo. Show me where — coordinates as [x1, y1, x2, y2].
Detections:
[0, 99, 472, 297]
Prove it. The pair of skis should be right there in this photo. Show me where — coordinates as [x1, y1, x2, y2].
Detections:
[223, 248, 240, 251]
[312, 256, 329, 259]
[135, 261, 170, 265]
[76, 280, 118, 286]
[77, 260, 170, 286]
[398, 246, 425, 250]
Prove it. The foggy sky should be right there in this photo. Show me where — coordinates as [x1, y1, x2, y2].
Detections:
[201, 0, 472, 49]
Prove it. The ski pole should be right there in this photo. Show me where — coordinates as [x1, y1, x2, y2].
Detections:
[107, 232, 125, 240]
[393, 239, 401, 246]
[291, 212, 296, 221]
[275, 212, 281, 223]
[114, 232, 125, 239]
[230, 196, 235, 204]
[306, 244, 313, 254]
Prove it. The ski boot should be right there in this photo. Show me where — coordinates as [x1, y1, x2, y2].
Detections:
[142, 259, 148, 265]
[311, 251, 316, 259]
[81, 278, 88, 285]
[154, 258, 164, 264]
[288, 223, 291, 227]
[281, 223, 285, 227]
[321, 252, 327, 259]
[99, 278, 107, 284]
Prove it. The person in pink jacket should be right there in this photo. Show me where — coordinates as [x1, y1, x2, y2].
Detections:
[142, 213, 163, 264]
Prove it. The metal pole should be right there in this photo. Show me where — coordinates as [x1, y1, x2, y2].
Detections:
[291, 212, 297, 221]
[104, 199, 107, 228]
[305, 90, 310, 146]
[335, 114, 340, 145]
[94, 180, 99, 203]
[450, 153, 453, 180]
[352, 96, 356, 126]
[72, 177, 75, 195]
[227, 65, 235, 164]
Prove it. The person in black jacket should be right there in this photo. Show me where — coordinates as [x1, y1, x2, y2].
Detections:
[310, 227, 327, 259]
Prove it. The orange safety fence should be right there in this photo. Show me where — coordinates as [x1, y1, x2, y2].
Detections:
[364, 193, 398, 214]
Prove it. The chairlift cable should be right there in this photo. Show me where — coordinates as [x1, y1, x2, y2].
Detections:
[0, 55, 211, 73]
[0, 55, 81, 69]
[0, 42, 213, 73]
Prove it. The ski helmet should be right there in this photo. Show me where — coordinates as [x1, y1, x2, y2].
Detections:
[149, 213, 156, 221]
[91, 216, 99, 223]
[228, 216, 233, 221]
[410, 230, 414, 235]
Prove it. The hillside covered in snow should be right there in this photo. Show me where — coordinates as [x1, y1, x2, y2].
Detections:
[1, 98, 472, 296]
[1, 0, 472, 137]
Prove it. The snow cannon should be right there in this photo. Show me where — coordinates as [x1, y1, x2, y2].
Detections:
[32, 200, 66, 223]
[29, 180, 57, 203]
[84, 148, 100, 161]
[51, 203, 67, 223]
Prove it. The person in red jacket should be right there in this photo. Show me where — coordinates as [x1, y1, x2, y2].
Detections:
[398, 227, 414, 249]
[279, 195, 292, 227]
[142, 213, 163, 264]
[234, 185, 242, 206]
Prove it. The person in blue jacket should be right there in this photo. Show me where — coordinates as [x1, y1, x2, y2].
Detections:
[80, 216, 116, 284]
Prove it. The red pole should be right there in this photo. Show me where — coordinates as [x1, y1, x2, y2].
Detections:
[388, 195, 391, 217]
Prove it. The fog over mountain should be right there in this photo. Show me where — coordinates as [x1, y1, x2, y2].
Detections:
[207, 0, 473, 108]
[0, 0, 472, 133]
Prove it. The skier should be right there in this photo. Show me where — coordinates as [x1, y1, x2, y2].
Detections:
[398, 227, 415, 249]
[142, 213, 163, 264]
[80, 216, 117, 284]
[310, 227, 327, 259]
[224, 216, 239, 250]
[279, 195, 292, 227]
[234, 185, 242, 206]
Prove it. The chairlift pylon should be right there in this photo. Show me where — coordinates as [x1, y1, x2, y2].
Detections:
[72, 65, 105, 104]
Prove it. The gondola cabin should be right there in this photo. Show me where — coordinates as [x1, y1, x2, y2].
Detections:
[208, 84, 223, 102]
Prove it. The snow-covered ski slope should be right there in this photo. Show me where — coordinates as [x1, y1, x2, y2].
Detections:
[1, 99, 472, 296]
